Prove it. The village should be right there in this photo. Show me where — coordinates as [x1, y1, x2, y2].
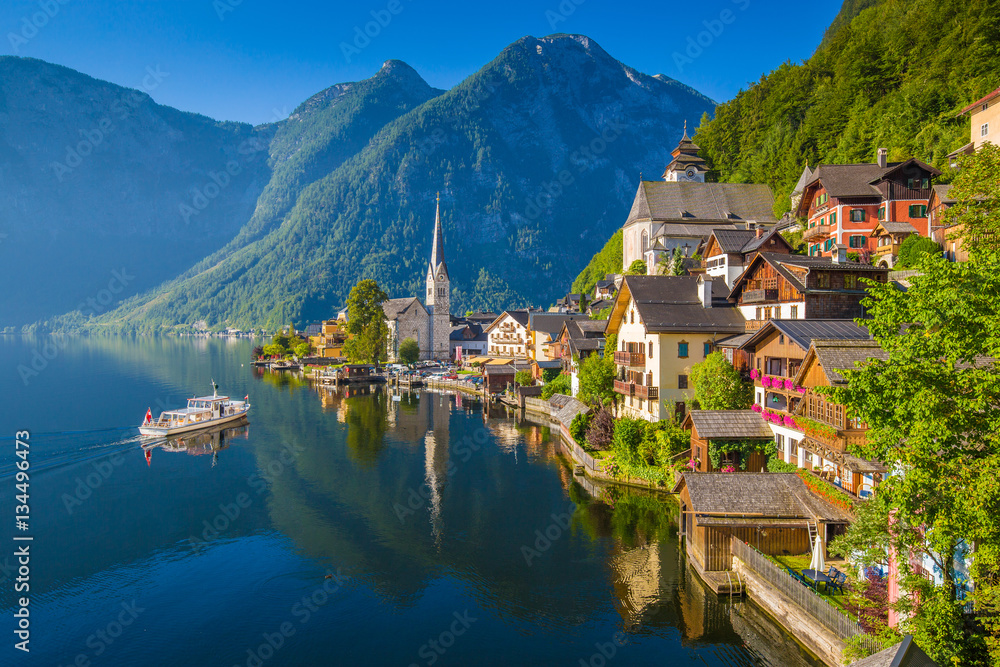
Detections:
[246, 88, 1000, 667]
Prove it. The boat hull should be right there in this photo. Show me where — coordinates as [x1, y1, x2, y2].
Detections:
[140, 410, 249, 437]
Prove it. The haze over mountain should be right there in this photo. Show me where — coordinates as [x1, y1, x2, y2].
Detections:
[0, 57, 273, 329]
[4, 34, 713, 331]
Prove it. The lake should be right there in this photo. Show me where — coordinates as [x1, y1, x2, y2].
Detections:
[0, 335, 823, 666]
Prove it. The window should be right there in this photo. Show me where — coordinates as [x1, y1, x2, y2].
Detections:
[678, 342, 689, 358]
[678, 375, 688, 389]
[816, 273, 830, 288]
[779, 334, 785, 344]
[703, 342, 711, 357]
[630, 311, 634, 324]
[830, 212, 837, 226]
[641, 230, 648, 251]
[878, 205, 886, 220]
[845, 275, 857, 289]
[982, 123, 990, 137]
[849, 235, 865, 248]
[755, 307, 762, 320]
[790, 305, 798, 319]
[849, 209, 865, 222]
[909, 204, 928, 218]
[922, 178, 930, 189]
[648, 341, 653, 358]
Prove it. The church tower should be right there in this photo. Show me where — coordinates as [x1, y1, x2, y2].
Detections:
[426, 193, 451, 360]
[662, 121, 708, 182]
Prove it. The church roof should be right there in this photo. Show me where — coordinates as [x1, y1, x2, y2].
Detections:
[625, 181, 777, 226]
[383, 297, 426, 320]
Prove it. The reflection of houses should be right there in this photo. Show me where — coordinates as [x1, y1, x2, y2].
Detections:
[622, 131, 777, 273]
[703, 227, 793, 288]
[794, 151, 941, 257]
[606, 275, 745, 422]
[682, 410, 775, 473]
[728, 252, 889, 331]
[675, 473, 852, 574]
[486, 310, 531, 359]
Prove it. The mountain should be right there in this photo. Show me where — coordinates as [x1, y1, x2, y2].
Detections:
[693, 0, 1000, 215]
[0, 57, 273, 328]
[77, 34, 715, 332]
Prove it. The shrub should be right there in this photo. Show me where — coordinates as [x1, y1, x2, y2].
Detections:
[896, 234, 941, 268]
[585, 403, 615, 451]
[541, 373, 571, 399]
[515, 370, 533, 387]
[612, 417, 648, 467]
[541, 367, 561, 383]
[570, 412, 591, 445]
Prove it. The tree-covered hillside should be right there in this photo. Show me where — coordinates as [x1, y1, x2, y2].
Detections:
[694, 0, 1000, 215]
[571, 229, 622, 297]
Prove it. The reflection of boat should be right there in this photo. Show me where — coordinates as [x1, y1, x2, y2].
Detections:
[142, 423, 249, 467]
[139, 383, 250, 436]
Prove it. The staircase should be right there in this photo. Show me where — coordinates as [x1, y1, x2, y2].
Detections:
[807, 521, 819, 553]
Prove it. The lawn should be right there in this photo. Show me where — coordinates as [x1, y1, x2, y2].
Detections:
[768, 553, 852, 612]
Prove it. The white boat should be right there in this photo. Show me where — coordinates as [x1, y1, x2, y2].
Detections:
[139, 383, 250, 437]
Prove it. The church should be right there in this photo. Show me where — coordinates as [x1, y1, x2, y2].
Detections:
[383, 195, 452, 361]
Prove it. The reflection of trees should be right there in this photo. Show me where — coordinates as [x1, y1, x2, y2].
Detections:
[569, 483, 677, 549]
[344, 390, 390, 466]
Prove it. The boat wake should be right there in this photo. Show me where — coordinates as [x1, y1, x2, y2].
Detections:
[0, 429, 144, 479]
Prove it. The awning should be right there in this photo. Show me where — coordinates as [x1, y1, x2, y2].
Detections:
[697, 516, 811, 528]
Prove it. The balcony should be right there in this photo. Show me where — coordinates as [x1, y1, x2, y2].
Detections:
[742, 288, 779, 303]
[744, 319, 767, 332]
[802, 224, 832, 241]
[613, 351, 645, 366]
[614, 379, 634, 396]
[634, 384, 658, 400]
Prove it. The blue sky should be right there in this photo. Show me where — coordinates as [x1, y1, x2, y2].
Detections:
[1, 0, 842, 125]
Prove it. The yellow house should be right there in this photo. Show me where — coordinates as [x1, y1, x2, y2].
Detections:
[951, 86, 1000, 159]
[606, 275, 745, 422]
[309, 318, 351, 358]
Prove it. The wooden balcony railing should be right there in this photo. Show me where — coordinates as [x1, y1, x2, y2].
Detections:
[613, 379, 633, 396]
[742, 288, 779, 303]
[613, 351, 645, 366]
[634, 384, 658, 400]
[802, 224, 832, 241]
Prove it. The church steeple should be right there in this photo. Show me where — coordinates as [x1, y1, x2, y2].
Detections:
[663, 122, 707, 182]
[425, 193, 451, 360]
[429, 192, 447, 277]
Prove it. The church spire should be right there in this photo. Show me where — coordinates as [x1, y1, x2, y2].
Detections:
[681, 119, 689, 140]
[429, 191, 446, 275]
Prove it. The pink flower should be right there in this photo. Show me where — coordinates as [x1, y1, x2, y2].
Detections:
[751, 403, 762, 413]
[783, 415, 795, 427]
[784, 379, 794, 390]
[750, 369, 760, 380]
[761, 376, 771, 388]
[797, 386, 807, 394]
[722, 465, 736, 473]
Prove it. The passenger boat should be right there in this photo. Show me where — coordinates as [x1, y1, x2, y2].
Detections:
[139, 383, 250, 437]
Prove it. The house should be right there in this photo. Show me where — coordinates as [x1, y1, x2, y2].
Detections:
[847, 635, 939, 667]
[622, 131, 778, 273]
[728, 251, 889, 331]
[554, 293, 584, 313]
[753, 338, 890, 497]
[483, 363, 516, 394]
[527, 312, 589, 363]
[869, 221, 919, 269]
[682, 410, 776, 473]
[383, 297, 430, 362]
[342, 364, 376, 379]
[605, 275, 745, 422]
[795, 150, 941, 257]
[951, 85, 1000, 157]
[551, 319, 607, 395]
[928, 185, 966, 263]
[674, 472, 853, 574]
[703, 227, 794, 288]
[449, 322, 488, 361]
[593, 274, 620, 301]
[485, 310, 531, 359]
[309, 318, 351, 359]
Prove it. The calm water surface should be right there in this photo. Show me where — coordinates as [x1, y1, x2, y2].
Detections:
[0, 336, 822, 666]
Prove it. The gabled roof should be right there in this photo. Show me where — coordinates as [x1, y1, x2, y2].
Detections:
[486, 310, 531, 331]
[728, 252, 888, 301]
[740, 226, 793, 254]
[803, 163, 890, 199]
[625, 180, 777, 226]
[383, 297, 427, 320]
[739, 319, 871, 353]
[871, 221, 919, 236]
[792, 165, 814, 195]
[794, 339, 889, 387]
[874, 158, 941, 183]
[930, 184, 956, 205]
[672, 472, 854, 522]
[608, 276, 745, 335]
[684, 410, 774, 440]
[960, 86, 1000, 115]
[529, 313, 587, 337]
[709, 228, 757, 253]
[848, 635, 939, 667]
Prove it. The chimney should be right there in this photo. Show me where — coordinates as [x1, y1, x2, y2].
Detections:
[756, 226, 764, 239]
[698, 275, 713, 308]
[877, 148, 888, 169]
[832, 243, 848, 264]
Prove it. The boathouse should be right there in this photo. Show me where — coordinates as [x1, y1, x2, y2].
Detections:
[674, 472, 852, 573]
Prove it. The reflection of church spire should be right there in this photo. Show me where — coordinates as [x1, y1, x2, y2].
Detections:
[423, 394, 452, 548]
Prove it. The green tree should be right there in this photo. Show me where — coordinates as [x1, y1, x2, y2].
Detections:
[541, 367, 561, 383]
[262, 343, 285, 357]
[293, 342, 311, 358]
[828, 146, 1000, 665]
[895, 234, 941, 269]
[577, 351, 615, 405]
[398, 337, 420, 365]
[343, 279, 389, 364]
[541, 373, 571, 399]
[690, 352, 752, 410]
[625, 259, 647, 275]
[515, 370, 533, 387]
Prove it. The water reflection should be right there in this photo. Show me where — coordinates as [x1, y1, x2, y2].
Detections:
[141, 423, 250, 468]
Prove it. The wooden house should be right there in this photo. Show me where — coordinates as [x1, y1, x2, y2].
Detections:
[342, 364, 376, 379]
[727, 252, 888, 331]
[870, 221, 919, 269]
[928, 185, 966, 263]
[483, 364, 515, 394]
[674, 472, 853, 573]
[681, 410, 775, 472]
[703, 227, 793, 288]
